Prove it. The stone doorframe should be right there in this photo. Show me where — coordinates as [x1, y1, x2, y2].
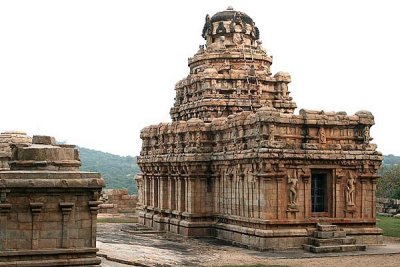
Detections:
[310, 169, 333, 218]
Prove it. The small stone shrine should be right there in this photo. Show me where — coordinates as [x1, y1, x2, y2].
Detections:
[136, 7, 383, 250]
[0, 133, 104, 266]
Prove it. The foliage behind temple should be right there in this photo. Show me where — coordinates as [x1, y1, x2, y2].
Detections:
[79, 147, 139, 194]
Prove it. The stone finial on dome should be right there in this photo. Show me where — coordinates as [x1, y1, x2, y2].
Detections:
[201, 8, 259, 42]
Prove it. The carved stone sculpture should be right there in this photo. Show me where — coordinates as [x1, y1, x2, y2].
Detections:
[363, 126, 370, 144]
[319, 127, 327, 144]
[346, 171, 356, 206]
[268, 124, 275, 142]
[288, 170, 298, 207]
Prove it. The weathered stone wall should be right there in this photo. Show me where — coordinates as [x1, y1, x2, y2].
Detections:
[0, 135, 105, 266]
[99, 189, 138, 214]
[138, 109, 382, 243]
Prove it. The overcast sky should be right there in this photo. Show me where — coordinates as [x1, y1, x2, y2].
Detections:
[1, 0, 399, 156]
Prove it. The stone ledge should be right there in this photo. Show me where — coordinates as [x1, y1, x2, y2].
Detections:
[0, 257, 101, 267]
[344, 227, 383, 235]
[0, 247, 98, 257]
[0, 178, 105, 188]
[0, 171, 101, 179]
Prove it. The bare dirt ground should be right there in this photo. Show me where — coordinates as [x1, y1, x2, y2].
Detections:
[97, 223, 400, 267]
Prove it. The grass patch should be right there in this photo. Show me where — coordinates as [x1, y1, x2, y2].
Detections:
[377, 215, 400, 237]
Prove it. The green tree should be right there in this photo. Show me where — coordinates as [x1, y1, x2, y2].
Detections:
[377, 164, 400, 198]
[78, 147, 139, 194]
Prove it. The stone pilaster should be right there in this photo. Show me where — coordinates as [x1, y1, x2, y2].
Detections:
[29, 202, 43, 250]
[88, 201, 101, 247]
[371, 177, 378, 218]
[301, 173, 310, 218]
[59, 202, 74, 248]
[187, 178, 196, 213]
[168, 177, 175, 211]
[0, 203, 11, 250]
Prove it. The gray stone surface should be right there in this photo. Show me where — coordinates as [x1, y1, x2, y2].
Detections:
[97, 223, 400, 267]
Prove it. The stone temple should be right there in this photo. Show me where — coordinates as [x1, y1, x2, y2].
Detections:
[0, 132, 104, 266]
[136, 7, 383, 250]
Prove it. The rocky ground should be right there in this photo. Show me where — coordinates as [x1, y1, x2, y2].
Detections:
[97, 223, 400, 267]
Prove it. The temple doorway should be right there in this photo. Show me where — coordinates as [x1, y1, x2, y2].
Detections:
[311, 170, 332, 216]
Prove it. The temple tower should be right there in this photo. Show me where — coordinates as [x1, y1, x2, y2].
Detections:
[137, 7, 383, 250]
[170, 7, 296, 122]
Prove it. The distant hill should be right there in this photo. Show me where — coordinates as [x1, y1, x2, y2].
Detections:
[383, 154, 400, 166]
[79, 147, 139, 194]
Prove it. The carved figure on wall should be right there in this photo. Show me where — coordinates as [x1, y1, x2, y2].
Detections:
[198, 45, 205, 53]
[268, 124, 275, 142]
[346, 171, 356, 206]
[281, 83, 288, 98]
[218, 36, 226, 50]
[254, 25, 260, 40]
[363, 126, 370, 144]
[196, 132, 201, 145]
[216, 21, 226, 34]
[202, 14, 212, 39]
[288, 170, 298, 206]
[233, 32, 244, 45]
[319, 127, 326, 144]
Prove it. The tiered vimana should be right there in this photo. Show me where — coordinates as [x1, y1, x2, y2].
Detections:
[136, 7, 383, 250]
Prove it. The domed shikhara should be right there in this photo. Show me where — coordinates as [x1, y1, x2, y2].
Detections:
[203, 9, 257, 40]
[170, 7, 296, 123]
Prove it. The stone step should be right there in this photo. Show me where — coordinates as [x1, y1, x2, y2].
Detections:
[313, 230, 346, 239]
[308, 237, 356, 247]
[317, 224, 338, 232]
[303, 244, 366, 253]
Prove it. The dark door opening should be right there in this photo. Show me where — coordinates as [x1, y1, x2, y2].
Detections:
[311, 173, 327, 213]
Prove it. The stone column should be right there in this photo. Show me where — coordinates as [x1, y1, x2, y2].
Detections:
[59, 202, 74, 248]
[177, 178, 186, 212]
[174, 177, 179, 212]
[334, 173, 341, 218]
[30, 202, 43, 249]
[185, 177, 189, 212]
[168, 177, 176, 211]
[360, 178, 367, 219]
[149, 177, 154, 207]
[88, 201, 101, 247]
[187, 178, 196, 213]
[240, 174, 245, 217]
[159, 177, 168, 210]
[262, 176, 273, 220]
[301, 174, 310, 218]
[257, 176, 261, 219]
[196, 178, 203, 213]
[214, 174, 220, 214]
[0, 203, 11, 251]
[371, 177, 377, 218]
[143, 175, 148, 206]
[276, 177, 283, 220]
